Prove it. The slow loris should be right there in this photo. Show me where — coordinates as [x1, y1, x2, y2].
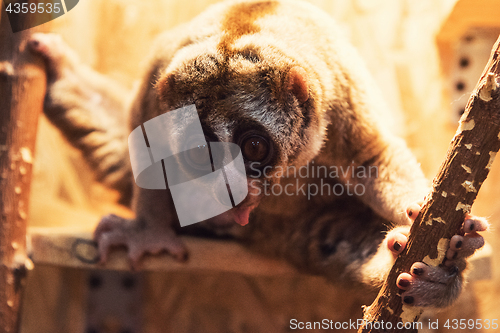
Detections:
[29, 0, 488, 308]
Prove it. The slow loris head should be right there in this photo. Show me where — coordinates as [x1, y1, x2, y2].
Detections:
[154, 2, 326, 227]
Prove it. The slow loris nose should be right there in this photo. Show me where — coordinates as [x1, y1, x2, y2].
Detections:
[209, 141, 248, 207]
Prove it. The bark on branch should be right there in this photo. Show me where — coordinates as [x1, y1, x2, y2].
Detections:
[358, 35, 500, 333]
[0, 6, 46, 332]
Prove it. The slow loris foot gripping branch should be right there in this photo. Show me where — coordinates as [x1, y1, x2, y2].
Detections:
[29, 0, 488, 308]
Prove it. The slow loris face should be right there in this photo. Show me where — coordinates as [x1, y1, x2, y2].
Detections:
[145, 1, 326, 227]
[155, 44, 321, 226]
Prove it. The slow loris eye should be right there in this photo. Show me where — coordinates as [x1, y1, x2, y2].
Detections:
[184, 136, 212, 171]
[242, 135, 270, 163]
[187, 143, 210, 166]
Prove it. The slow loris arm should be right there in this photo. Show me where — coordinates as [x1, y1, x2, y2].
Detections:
[29, 33, 134, 204]
[318, 97, 429, 227]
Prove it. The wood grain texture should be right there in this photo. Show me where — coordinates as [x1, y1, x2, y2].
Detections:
[28, 227, 296, 276]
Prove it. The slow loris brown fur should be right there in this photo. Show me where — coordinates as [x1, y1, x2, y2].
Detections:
[30, 0, 488, 309]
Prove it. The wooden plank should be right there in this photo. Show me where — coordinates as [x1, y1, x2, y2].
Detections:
[27, 227, 297, 276]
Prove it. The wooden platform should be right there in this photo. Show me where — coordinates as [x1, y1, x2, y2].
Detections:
[27, 226, 492, 280]
[27, 227, 297, 275]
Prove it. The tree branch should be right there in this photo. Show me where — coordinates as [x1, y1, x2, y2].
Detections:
[358, 35, 500, 333]
[0, 5, 46, 332]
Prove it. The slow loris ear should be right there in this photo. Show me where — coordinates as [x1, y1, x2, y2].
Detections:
[287, 66, 309, 103]
[156, 73, 173, 103]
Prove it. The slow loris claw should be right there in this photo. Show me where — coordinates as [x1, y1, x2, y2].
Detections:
[94, 214, 189, 270]
[391, 202, 489, 307]
[28, 33, 70, 78]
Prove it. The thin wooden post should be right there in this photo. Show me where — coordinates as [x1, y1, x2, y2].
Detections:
[0, 4, 47, 332]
